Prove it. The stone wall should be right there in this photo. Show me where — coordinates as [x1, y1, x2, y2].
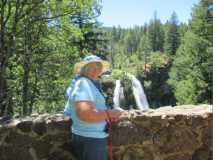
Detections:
[0, 105, 212, 160]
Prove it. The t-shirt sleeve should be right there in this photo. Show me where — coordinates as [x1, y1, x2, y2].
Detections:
[71, 78, 95, 102]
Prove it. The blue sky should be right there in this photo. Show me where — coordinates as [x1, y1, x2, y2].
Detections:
[98, 0, 200, 28]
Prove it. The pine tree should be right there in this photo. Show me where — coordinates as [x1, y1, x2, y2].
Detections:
[164, 12, 180, 55]
[148, 11, 165, 52]
[138, 24, 151, 70]
[168, 0, 213, 104]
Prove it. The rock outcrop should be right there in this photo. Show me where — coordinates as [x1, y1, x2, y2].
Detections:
[0, 104, 212, 160]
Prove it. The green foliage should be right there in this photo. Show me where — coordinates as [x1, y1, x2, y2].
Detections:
[148, 52, 169, 69]
[169, 31, 211, 104]
[168, 0, 213, 104]
[174, 73, 208, 104]
[111, 69, 126, 80]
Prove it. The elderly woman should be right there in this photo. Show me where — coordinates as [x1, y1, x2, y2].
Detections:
[64, 55, 123, 160]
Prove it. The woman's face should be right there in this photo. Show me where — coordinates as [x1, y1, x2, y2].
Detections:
[85, 62, 103, 79]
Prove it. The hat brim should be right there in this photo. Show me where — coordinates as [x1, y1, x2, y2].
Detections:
[74, 60, 110, 74]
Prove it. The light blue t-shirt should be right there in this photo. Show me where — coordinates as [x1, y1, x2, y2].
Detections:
[64, 77, 108, 138]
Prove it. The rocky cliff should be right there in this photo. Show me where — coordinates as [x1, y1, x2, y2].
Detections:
[0, 104, 212, 160]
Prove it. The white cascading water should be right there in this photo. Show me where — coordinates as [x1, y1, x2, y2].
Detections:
[127, 74, 149, 110]
[113, 80, 124, 111]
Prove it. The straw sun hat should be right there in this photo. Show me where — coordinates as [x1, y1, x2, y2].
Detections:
[74, 55, 110, 74]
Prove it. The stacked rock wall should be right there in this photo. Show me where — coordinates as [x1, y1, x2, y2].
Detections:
[0, 105, 212, 160]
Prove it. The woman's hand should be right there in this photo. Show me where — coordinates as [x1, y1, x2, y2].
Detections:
[111, 117, 120, 122]
[106, 109, 126, 122]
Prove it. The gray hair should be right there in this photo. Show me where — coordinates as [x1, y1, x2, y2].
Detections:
[79, 66, 87, 76]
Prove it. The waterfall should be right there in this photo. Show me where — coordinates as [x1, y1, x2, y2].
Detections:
[127, 74, 149, 110]
[113, 80, 124, 111]
[112, 74, 149, 110]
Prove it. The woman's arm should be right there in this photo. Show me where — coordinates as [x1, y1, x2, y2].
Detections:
[75, 101, 122, 123]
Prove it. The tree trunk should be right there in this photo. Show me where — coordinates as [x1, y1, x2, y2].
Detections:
[0, 68, 8, 116]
